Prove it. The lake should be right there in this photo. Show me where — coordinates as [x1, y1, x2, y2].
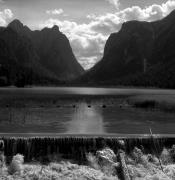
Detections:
[0, 87, 175, 136]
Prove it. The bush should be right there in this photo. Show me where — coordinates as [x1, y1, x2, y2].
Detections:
[8, 154, 24, 175]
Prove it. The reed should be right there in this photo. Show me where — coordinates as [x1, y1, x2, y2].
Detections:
[1, 137, 175, 163]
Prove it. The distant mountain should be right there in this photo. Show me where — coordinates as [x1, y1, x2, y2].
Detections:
[0, 20, 84, 86]
[80, 10, 175, 88]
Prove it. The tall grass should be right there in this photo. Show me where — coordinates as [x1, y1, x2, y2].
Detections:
[1, 145, 175, 180]
[126, 145, 175, 180]
[0, 153, 119, 180]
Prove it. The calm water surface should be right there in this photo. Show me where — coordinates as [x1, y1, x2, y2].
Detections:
[0, 87, 175, 135]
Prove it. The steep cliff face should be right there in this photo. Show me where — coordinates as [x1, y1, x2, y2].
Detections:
[88, 21, 155, 81]
[81, 10, 175, 87]
[31, 26, 84, 80]
[0, 20, 84, 86]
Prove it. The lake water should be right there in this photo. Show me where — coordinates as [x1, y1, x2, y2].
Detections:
[0, 87, 175, 135]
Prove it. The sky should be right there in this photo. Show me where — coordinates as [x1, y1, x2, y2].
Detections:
[0, 0, 175, 69]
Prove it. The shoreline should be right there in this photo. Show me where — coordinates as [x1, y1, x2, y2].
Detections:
[1, 133, 175, 138]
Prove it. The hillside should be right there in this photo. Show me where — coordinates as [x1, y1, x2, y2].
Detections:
[0, 20, 84, 86]
[80, 10, 175, 88]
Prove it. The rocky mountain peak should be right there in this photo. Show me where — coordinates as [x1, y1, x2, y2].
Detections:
[52, 25, 60, 32]
[8, 19, 31, 34]
[8, 19, 24, 30]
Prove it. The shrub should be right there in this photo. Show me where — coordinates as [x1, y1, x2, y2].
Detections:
[8, 154, 24, 175]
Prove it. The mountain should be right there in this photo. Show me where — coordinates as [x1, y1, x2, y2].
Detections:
[0, 20, 84, 86]
[80, 10, 175, 88]
[31, 26, 83, 80]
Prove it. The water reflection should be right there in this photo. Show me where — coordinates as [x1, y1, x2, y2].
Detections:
[66, 103, 105, 134]
[1, 99, 175, 134]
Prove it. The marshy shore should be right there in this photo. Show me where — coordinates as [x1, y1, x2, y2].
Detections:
[1, 136, 175, 179]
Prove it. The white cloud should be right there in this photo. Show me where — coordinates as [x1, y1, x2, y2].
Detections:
[46, 9, 64, 15]
[39, 18, 107, 69]
[40, 0, 175, 69]
[106, 0, 120, 9]
[79, 56, 99, 70]
[0, 9, 13, 26]
[116, 0, 175, 22]
[4, 9, 13, 19]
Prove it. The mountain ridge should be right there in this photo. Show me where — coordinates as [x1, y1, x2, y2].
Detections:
[0, 19, 84, 86]
[79, 10, 175, 88]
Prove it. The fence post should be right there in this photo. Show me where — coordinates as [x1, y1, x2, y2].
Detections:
[118, 150, 131, 180]
[0, 140, 5, 168]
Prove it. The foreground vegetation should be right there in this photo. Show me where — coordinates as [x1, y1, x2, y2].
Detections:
[1, 148, 119, 180]
[0, 161, 118, 180]
[1, 145, 175, 180]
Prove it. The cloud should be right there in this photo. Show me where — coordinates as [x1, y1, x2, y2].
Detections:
[106, 0, 120, 9]
[79, 56, 99, 70]
[87, 13, 123, 35]
[39, 18, 107, 69]
[3, 9, 13, 19]
[40, 0, 175, 69]
[116, 1, 175, 22]
[46, 9, 64, 15]
[0, 9, 13, 26]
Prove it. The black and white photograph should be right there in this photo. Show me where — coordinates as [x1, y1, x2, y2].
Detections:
[1, 0, 175, 179]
